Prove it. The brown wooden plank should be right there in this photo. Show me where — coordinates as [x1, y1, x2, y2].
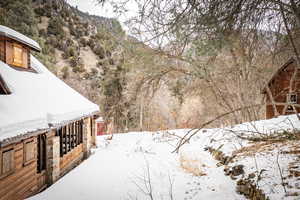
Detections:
[0, 40, 4, 62]
[0, 161, 36, 193]
[22, 48, 28, 68]
[60, 144, 83, 170]
[0, 171, 37, 200]
[5, 41, 13, 65]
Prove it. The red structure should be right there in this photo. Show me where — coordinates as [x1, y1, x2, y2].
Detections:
[263, 58, 300, 119]
[96, 117, 107, 136]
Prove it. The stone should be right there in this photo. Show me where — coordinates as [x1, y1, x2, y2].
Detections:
[248, 173, 255, 179]
[232, 165, 245, 176]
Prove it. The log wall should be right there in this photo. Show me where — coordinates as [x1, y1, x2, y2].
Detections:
[0, 38, 5, 62]
[0, 116, 95, 200]
[59, 144, 83, 176]
[0, 137, 38, 200]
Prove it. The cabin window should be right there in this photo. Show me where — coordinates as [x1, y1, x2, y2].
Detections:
[57, 120, 84, 157]
[0, 147, 15, 178]
[288, 94, 297, 104]
[23, 139, 35, 166]
[37, 134, 47, 173]
[12, 43, 23, 67]
[0, 74, 10, 95]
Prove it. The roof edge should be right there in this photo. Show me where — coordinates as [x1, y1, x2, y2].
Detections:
[262, 57, 295, 94]
[0, 111, 100, 147]
[0, 25, 41, 52]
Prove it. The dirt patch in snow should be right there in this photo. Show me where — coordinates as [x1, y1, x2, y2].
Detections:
[233, 140, 300, 157]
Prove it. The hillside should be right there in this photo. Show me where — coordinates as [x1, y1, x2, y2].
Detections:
[0, 0, 292, 133]
[0, 0, 130, 128]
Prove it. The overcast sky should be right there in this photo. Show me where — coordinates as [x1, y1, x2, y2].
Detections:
[66, 0, 137, 32]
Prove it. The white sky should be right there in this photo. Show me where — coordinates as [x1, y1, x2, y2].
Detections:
[66, 0, 138, 32]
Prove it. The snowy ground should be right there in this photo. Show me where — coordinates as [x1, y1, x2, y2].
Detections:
[30, 131, 243, 200]
[30, 114, 300, 200]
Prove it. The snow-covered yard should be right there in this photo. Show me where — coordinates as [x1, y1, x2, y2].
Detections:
[29, 131, 243, 200]
[29, 114, 300, 200]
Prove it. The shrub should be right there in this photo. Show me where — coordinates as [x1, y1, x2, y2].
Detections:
[87, 38, 96, 49]
[69, 56, 78, 68]
[109, 58, 115, 65]
[106, 50, 112, 57]
[44, 4, 52, 17]
[61, 66, 69, 79]
[72, 65, 86, 73]
[83, 72, 90, 79]
[34, 7, 45, 16]
[47, 17, 65, 38]
[97, 61, 103, 67]
[91, 68, 98, 76]
[69, 25, 76, 36]
[38, 29, 47, 37]
[80, 37, 87, 47]
[93, 45, 105, 59]
[68, 47, 76, 57]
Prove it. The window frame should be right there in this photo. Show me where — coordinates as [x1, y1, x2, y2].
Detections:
[37, 133, 47, 173]
[0, 145, 15, 179]
[57, 120, 84, 158]
[23, 138, 36, 166]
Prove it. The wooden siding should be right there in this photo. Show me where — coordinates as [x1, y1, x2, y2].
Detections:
[22, 47, 28, 69]
[0, 116, 95, 200]
[5, 41, 13, 66]
[60, 144, 83, 174]
[266, 61, 300, 119]
[0, 138, 38, 200]
[0, 39, 5, 62]
[36, 171, 47, 192]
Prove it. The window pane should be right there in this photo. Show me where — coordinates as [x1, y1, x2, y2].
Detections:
[2, 149, 13, 174]
[13, 45, 23, 66]
[24, 141, 35, 163]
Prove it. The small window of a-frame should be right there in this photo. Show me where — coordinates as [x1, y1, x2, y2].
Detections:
[288, 93, 297, 104]
[12, 43, 23, 67]
[0, 74, 10, 95]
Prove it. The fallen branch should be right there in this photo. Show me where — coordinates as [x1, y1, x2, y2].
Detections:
[276, 150, 287, 194]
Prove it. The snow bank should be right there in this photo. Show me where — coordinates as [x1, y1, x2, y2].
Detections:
[0, 56, 99, 141]
[179, 115, 300, 199]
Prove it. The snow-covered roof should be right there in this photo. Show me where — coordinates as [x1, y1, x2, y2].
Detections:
[0, 55, 99, 143]
[262, 57, 294, 93]
[0, 25, 41, 52]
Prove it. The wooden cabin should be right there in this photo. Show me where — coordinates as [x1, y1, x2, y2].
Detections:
[263, 58, 300, 119]
[0, 25, 99, 200]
